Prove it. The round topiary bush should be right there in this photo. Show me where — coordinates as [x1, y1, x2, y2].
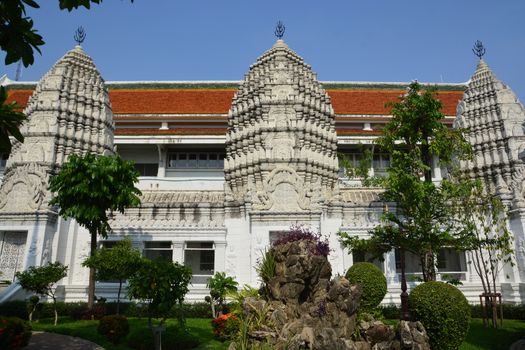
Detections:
[345, 262, 387, 311]
[409, 281, 470, 350]
[98, 314, 130, 344]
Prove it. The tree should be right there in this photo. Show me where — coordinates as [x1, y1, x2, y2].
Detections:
[338, 81, 472, 319]
[15, 262, 68, 326]
[0, 0, 133, 67]
[48, 153, 141, 310]
[0, 86, 26, 153]
[206, 272, 238, 318]
[82, 238, 142, 314]
[451, 179, 514, 328]
[127, 258, 192, 350]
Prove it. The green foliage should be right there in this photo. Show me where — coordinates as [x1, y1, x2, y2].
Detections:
[206, 272, 238, 317]
[49, 153, 141, 309]
[15, 262, 67, 296]
[409, 281, 470, 350]
[338, 146, 373, 180]
[0, 86, 26, 153]
[339, 81, 474, 282]
[127, 259, 192, 327]
[97, 314, 130, 344]
[0, 0, 44, 66]
[15, 262, 67, 326]
[83, 239, 142, 282]
[345, 262, 387, 311]
[49, 154, 141, 239]
[0, 316, 32, 349]
[256, 249, 276, 285]
[82, 238, 142, 314]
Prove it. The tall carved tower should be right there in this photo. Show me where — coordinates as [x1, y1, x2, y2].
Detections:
[0, 45, 114, 214]
[455, 59, 525, 206]
[0, 45, 113, 287]
[224, 39, 339, 212]
[455, 57, 525, 298]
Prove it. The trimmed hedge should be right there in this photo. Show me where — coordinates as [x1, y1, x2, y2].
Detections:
[409, 281, 470, 350]
[346, 262, 387, 311]
[0, 301, 214, 320]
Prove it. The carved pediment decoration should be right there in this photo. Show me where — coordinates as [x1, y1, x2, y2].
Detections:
[0, 164, 49, 213]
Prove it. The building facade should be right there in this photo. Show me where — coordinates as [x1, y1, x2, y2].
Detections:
[1, 40, 525, 304]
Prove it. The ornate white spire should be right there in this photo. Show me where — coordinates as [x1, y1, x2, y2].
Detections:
[455, 59, 525, 205]
[224, 40, 339, 211]
[0, 46, 113, 214]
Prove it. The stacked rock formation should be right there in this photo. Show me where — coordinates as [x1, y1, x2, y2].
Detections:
[0, 45, 114, 214]
[224, 40, 339, 211]
[230, 239, 430, 350]
[455, 58, 525, 206]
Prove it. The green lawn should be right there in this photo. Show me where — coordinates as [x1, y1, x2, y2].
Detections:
[460, 319, 525, 350]
[31, 317, 230, 350]
[30, 317, 525, 350]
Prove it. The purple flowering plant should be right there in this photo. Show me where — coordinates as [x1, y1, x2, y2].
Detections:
[272, 226, 330, 257]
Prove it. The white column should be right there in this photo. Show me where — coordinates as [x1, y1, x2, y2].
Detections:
[173, 242, 184, 264]
[214, 242, 226, 273]
[157, 144, 167, 178]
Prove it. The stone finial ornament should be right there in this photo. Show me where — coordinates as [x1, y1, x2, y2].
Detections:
[274, 20, 285, 39]
[74, 26, 86, 45]
[472, 40, 485, 59]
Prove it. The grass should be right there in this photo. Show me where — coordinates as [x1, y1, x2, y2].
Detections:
[460, 319, 525, 350]
[31, 317, 230, 350]
[29, 317, 525, 350]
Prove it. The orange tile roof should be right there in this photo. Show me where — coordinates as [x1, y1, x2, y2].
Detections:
[115, 128, 227, 136]
[6, 87, 463, 116]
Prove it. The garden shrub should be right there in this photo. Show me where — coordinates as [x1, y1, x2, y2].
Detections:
[345, 262, 387, 311]
[98, 314, 130, 344]
[71, 304, 106, 320]
[409, 281, 470, 350]
[211, 313, 240, 340]
[0, 316, 32, 349]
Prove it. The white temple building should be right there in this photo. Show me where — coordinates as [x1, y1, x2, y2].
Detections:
[1, 39, 525, 304]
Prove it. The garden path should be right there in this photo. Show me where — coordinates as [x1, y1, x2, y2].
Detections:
[25, 331, 104, 350]
[510, 338, 525, 350]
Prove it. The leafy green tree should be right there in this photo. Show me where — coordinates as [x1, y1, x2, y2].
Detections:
[15, 262, 68, 325]
[451, 179, 514, 328]
[48, 153, 141, 310]
[128, 258, 192, 349]
[339, 82, 472, 319]
[206, 272, 238, 317]
[82, 238, 142, 314]
[0, 0, 133, 67]
[340, 81, 472, 280]
[0, 86, 26, 153]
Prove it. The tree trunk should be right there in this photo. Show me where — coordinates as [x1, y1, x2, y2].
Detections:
[423, 251, 436, 282]
[400, 248, 410, 320]
[53, 296, 58, 326]
[87, 231, 97, 314]
[117, 279, 123, 315]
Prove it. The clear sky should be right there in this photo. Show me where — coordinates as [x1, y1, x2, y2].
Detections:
[2, 0, 524, 101]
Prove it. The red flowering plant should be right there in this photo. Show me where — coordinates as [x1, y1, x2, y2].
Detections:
[0, 317, 32, 349]
[211, 313, 240, 340]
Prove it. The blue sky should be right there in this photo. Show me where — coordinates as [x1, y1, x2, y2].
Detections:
[2, 0, 524, 101]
